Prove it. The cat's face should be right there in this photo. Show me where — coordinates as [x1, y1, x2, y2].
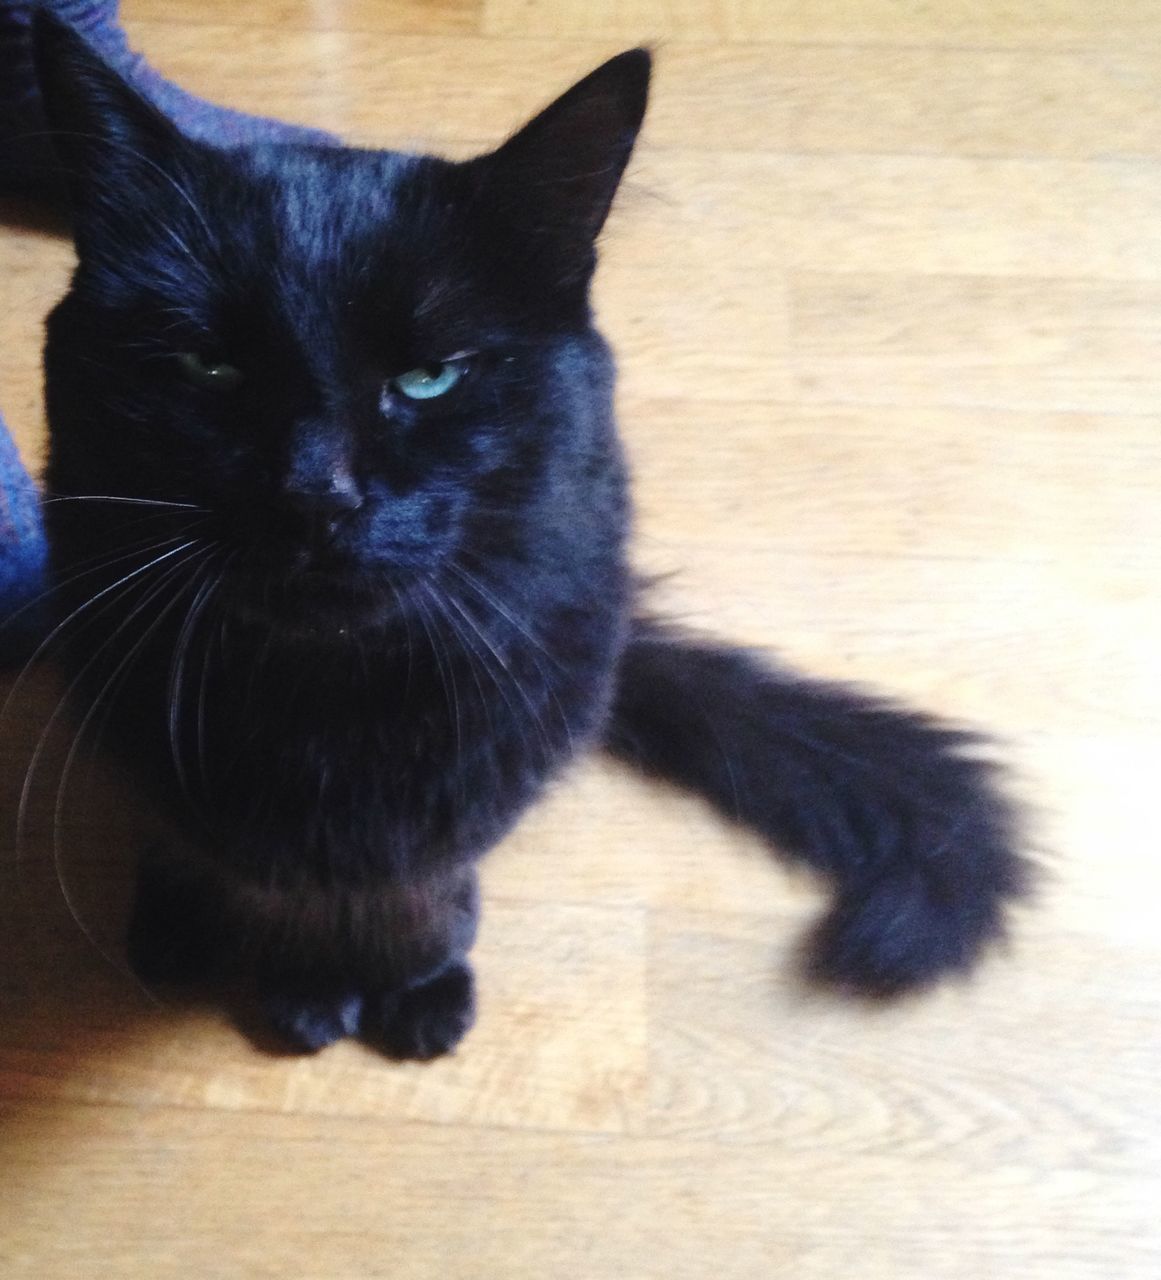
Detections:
[35, 19, 649, 630]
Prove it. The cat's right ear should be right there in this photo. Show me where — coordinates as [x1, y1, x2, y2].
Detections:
[31, 12, 186, 219]
[469, 49, 652, 292]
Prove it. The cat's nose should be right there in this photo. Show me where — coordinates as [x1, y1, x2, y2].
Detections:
[284, 480, 364, 521]
[282, 468, 365, 546]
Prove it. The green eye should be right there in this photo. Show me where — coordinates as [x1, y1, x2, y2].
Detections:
[177, 350, 244, 391]
[390, 360, 466, 401]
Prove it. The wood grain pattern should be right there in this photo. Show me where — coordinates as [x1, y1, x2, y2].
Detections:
[5, 1102, 1153, 1280]
[483, 0, 1161, 49]
[121, 28, 1161, 159]
[1, 1, 1159, 1277]
[133, 0, 483, 36]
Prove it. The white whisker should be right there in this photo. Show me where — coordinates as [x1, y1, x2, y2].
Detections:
[16, 542, 209, 854]
[0, 537, 203, 727]
[41, 494, 205, 510]
[48, 555, 212, 1000]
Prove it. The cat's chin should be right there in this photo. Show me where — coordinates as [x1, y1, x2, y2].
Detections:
[224, 565, 410, 642]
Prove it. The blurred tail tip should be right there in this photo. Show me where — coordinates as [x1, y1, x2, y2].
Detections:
[803, 862, 1032, 997]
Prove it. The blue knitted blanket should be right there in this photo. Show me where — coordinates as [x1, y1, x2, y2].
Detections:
[0, 417, 47, 664]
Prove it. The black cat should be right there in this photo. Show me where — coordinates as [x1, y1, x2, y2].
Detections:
[29, 18, 1028, 1057]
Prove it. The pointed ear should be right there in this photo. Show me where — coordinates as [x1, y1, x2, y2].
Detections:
[32, 11, 186, 216]
[473, 48, 651, 289]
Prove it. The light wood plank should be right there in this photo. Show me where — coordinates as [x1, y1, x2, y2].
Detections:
[483, 0, 1161, 49]
[646, 908, 1159, 1169]
[131, 0, 482, 36]
[1, 0, 1159, 1277]
[625, 403, 1161, 565]
[119, 29, 1161, 161]
[2, 1103, 1155, 1280]
[606, 151, 1161, 285]
[789, 274, 1161, 414]
[0, 223, 72, 469]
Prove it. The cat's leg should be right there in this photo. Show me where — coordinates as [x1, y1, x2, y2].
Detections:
[125, 846, 228, 987]
[251, 921, 370, 1054]
[247, 892, 367, 1054]
[1, 0, 336, 203]
[360, 866, 481, 1060]
[253, 865, 481, 1058]
[255, 962, 477, 1060]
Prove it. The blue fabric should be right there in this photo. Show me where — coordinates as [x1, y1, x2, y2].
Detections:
[1, 0, 336, 200]
[0, 412, 46, 664]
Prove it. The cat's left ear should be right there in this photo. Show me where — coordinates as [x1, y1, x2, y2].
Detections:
[471, 49, 651, 288]
[32, 12, 189, 225]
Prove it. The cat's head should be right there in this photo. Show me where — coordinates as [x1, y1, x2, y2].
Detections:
[34, 17, 649, 631]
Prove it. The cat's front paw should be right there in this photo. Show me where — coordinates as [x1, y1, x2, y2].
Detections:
[258, 988, 364, 1054]
[364, 962, 476, 1060]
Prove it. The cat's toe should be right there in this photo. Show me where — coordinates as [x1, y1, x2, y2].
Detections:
[364, 962, 476, 1060]
[259, 989, 364, 1054]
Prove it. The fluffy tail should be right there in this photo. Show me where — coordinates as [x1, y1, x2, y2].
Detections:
[604, 618, 1031, 994]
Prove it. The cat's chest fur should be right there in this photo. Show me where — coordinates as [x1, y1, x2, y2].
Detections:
[68, 553, 631, 885]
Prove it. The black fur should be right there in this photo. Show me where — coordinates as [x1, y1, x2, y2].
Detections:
[608, 621, 1028, 994]
[30, 17, 1029, 1057]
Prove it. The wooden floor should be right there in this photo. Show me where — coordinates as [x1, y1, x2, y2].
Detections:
[2, 2, 1159, 1276]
